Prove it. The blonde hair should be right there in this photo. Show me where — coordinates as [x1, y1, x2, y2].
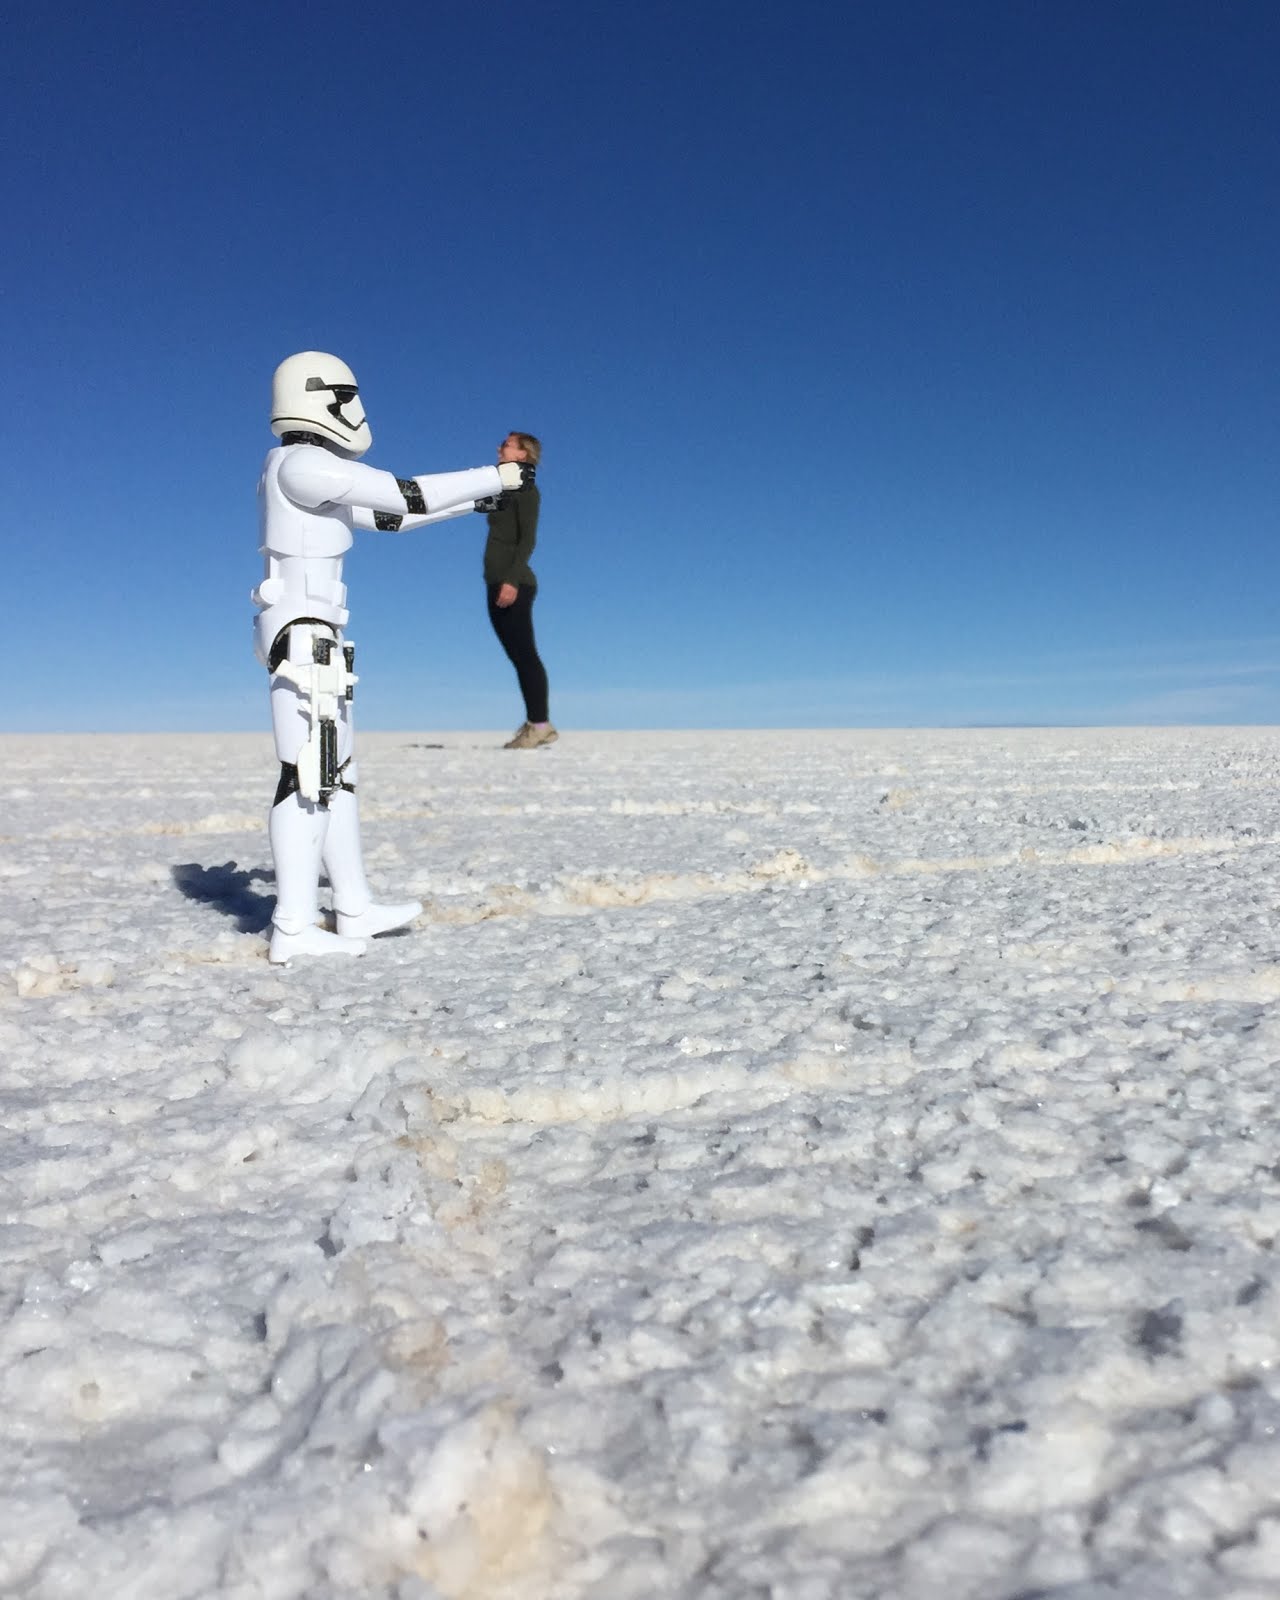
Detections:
[507, 431, 542, 466]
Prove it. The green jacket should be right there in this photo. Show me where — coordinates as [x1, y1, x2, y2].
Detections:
[482, 485, 541, 588]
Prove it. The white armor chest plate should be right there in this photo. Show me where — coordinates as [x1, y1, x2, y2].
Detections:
[253, 446, 354, 665]
[259, 445, 355, 558]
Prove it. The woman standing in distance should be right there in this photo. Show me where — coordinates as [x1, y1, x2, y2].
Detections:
[484, 431, 557, 749]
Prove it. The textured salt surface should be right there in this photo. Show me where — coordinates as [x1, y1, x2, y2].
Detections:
[4, 727, 1280, 1599]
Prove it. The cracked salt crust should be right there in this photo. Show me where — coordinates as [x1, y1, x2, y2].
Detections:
[3, 726, 1280, 1598]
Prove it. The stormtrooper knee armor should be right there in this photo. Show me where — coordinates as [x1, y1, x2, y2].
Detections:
[256, 352, 534, 963]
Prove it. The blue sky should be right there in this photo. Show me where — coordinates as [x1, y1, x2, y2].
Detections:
[5, 0, 1278, 732]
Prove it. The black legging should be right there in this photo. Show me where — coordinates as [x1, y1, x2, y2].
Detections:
[487, 583, 549, 723]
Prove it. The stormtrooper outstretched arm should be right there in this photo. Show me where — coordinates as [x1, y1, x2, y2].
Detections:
[277, 445, 530, 532]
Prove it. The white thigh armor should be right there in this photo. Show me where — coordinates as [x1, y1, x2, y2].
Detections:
[270, 622, 358, 804]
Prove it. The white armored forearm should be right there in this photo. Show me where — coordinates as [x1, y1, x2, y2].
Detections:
[278, 447, 504, 528]
[354, 463, 530, 532]
[410, 465, 508, 509]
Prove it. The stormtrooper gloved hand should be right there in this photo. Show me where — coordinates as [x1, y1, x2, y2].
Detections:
[497, 460, 536, 491]
[473, 494, 507, 513]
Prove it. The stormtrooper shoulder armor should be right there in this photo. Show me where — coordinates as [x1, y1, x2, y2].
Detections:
[276, 443, 365, 512]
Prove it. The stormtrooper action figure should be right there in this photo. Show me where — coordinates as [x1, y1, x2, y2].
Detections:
[255, 350, 533, 963]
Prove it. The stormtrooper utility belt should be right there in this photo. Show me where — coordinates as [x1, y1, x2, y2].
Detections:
[269, 620, 358, 806]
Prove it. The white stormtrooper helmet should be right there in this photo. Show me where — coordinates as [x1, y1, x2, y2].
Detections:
[271, 351, 373, 456]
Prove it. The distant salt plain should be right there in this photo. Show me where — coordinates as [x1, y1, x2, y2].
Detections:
[5, 726, 1280, 1600]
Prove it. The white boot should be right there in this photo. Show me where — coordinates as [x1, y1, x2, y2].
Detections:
[334, 902, 423, 939]
[269, 792, 368, 962]
[269, 924, 368, 963]
[324, 789, 422, 942]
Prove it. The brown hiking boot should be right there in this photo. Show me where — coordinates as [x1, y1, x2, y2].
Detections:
[504, 722, 559, 749]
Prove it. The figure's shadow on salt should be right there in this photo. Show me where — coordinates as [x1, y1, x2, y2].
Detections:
[172, 861, 275, 934]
